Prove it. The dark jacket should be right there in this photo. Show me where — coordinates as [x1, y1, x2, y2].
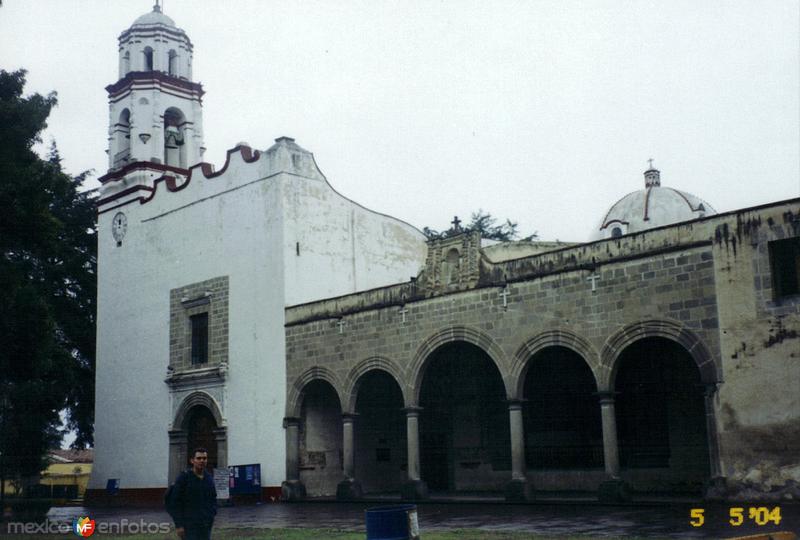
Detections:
[167, 470, 217, 529]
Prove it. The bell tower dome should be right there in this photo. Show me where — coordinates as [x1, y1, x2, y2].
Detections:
[105, 2, 205, 172]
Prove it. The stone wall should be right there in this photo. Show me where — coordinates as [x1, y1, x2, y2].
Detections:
[285, 198, 800, 499]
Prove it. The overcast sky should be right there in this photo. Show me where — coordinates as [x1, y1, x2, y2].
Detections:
[1, 0, 798, 241]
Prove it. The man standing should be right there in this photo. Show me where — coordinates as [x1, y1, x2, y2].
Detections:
[166, 448, 217, 540]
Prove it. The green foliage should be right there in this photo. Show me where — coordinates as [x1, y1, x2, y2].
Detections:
[423, 210, 538, 242]
[0, 69, 97, 493]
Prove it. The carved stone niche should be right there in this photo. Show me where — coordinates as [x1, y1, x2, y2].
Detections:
[423, 230, 481, 295]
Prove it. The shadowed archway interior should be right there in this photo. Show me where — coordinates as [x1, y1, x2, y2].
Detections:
[354, 370, 406, 494]
[299, 380, 343, 497]
[523, 346, 603, 469]
[184, 405, 218, 470]
[419, 342, 509, 492]
[615, 337, 710, 493]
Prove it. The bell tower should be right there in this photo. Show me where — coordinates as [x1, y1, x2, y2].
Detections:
[106, 2, 205, 173]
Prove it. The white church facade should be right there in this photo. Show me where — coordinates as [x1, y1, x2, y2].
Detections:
[88, 5, 426, 504]
[89, 6, 800, 505]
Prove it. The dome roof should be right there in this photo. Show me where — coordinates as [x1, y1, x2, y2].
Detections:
[132, 5, 176, 28]
[591, 167, 716, 241]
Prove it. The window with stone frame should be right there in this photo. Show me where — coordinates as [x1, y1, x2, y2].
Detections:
[769, 237, 800, 299]
[190, 312, 209, 365]
[169, 276, 229, 373]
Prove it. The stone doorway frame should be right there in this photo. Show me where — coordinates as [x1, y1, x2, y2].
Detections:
[169, 391, 228, 483]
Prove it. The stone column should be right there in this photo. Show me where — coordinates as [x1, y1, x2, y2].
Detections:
[336, 414, 362, 500]
[703, 383, 727, 499]
[598, 393, 620, 478]
[401, 407, 428, 500]
[212, 427, 227, 469]
[281, 417, 306, 500]
[168, 430, 187, 484]
[596, 391, 630, 502]
[505, 399, 532, 501]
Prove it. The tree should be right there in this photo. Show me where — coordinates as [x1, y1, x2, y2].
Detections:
[423, 210, 538, 242]
[0, 69, 96, 501]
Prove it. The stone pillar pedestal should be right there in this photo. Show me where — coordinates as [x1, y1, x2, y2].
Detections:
[281, 417, 306, 501]
[337, 414, 363, 500]
[597, 392, 630, 502]
[702, 384, 727, 500]
[401, 407, 428, 500]
[505, 399, 533, 501]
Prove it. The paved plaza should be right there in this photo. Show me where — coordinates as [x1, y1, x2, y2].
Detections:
[40, 501, 799, 538]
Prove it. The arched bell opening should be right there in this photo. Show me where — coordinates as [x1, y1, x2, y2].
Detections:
[163, 107, 187, 168]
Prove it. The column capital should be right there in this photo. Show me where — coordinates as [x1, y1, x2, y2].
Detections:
[342, 413, 359, 423]
[595, 391, 618, 404]
[283, 416, 302, 428]
[402, 406, 423, 417]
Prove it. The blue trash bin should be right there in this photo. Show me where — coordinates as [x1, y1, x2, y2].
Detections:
[365, 504, 420, 540]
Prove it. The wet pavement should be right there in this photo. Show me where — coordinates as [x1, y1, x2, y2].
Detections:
[39, 500, 799, 538]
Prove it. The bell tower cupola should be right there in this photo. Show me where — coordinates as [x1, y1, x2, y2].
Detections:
[106, 2, 205, 173]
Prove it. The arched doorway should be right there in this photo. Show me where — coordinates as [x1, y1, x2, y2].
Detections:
[354, 370, 406, 494]
[523, 346, 603, 473]
[169, 394, 227, 483]
[299, 380, 343, 497]
[419, 342, 509, 492]
[185, 405, 218, 470]
[614, 337, 710, 493]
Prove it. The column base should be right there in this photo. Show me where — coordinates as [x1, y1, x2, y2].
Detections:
[280, 480, 306, 501]
[703, 476, 728, 501]
[336, 478, 363, 500]
[401, 479, 428, 501]
[597, 479, 631, 503]
[504, 478, 534, 502]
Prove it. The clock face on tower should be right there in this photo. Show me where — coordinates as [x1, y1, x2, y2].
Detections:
[112, 212, 128, 243]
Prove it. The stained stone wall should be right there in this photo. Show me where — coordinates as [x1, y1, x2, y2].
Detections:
[169, 276, 229, 371]
[285, 198, 800, 500]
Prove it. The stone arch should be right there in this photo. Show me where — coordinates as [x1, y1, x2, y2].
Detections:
[343, 357, 405, 413]
[169, 391, 226, 482]
[143, 46, 154, 71]
[510, 329, 600, 399]
[599, 319, 719, 391]
[287, 366, 344, 418]
[167, 49, 178, 76]
[410, 325, 509, 404]
[164, 107, 187, 168]
[172, 391, 224, 429]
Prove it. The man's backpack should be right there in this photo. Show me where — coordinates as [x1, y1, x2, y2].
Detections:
[164, 471, 187, 519]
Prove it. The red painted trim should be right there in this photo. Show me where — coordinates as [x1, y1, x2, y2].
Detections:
[99, 162, 189, 184]
[262, 486, 282, 502]
[96, 146, 261, 213]
[106, 72, 204, 98]
[84, 488, 165, 508]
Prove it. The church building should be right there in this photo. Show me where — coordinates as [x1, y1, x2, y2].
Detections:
[88, 5, 800, 504]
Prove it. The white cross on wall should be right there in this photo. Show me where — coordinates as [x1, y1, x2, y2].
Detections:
[587, 274, 600, 292]
[337, 319, 346, 334]
[398, 307, 409, 323]
[499, 286, 510, 309]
